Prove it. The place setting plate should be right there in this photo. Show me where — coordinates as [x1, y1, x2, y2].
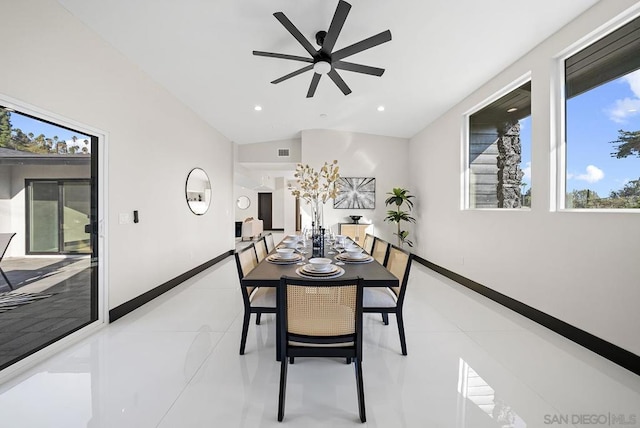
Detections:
[335, 253, 374, 263]
[296, 264, 345, 279]
[267, 253, 304, 264]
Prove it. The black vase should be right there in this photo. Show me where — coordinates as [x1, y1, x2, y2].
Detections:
[312, 227, 325, 257]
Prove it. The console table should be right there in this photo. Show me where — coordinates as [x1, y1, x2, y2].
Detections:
[338, 223, 372, 244]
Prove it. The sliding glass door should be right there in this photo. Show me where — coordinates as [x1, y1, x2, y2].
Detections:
[27, 180, 91, 255]
[0, 105, 99, 372]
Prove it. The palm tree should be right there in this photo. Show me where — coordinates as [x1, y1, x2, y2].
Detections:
[384, 188, 416, 247]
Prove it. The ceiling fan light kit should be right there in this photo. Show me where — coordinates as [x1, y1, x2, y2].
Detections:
[253, 0, 392, 98]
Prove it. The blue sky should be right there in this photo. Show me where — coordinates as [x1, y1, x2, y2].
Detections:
[8, 111, 90, 143]
[565, 70, 640, 196]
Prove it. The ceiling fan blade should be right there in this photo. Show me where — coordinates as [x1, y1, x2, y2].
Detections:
[271, 65, 314, 84]
[333, 61, 385, 76]
[321, 0, 351, 56]
[253, 51, 313, 63]
[331, 30, 392, 61]
[273, 12, 318, 57]
[327, 69, 352, 95]
[306, 73, 322, 98]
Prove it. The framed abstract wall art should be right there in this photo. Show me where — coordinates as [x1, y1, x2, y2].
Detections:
[334, 177, 376, 209]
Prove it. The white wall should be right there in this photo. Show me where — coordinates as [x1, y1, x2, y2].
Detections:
[409, 0, 640, 355]
[0, 0, 234, 309]
[233, 185, 259, 222]
[301, 129, 410, 244]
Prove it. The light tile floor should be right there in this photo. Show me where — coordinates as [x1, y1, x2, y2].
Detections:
[0, 257, 638, 427]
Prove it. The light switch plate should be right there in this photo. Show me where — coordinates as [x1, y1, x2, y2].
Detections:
[119, 213, 131, 224]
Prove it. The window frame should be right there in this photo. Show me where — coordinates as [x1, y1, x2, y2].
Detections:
[462, 72, 532, 211]
[555, 11, 640, 212]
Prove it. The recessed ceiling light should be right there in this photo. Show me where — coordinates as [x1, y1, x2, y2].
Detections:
[377, 106, 385, 112]
[254, 105, 262, 111]
[507, 107, 518, 113]
[629, 108, 637, 112]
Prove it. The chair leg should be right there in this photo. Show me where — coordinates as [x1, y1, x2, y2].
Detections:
[278, 358, 288, 422]
[289, 357, 294, 364]
[256, 312, 261, 325]
[0, 268, 14, 290]
[346, 357, 351, 364]
[381, 313, 389, 325]
[354, 358, 366, 423]
[239, 311, 251, 355]
[397, 311, 407, 356]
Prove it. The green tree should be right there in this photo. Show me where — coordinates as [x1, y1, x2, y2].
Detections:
[0, 110, 11, 148]
[568, 189, 600, 208]
[609, 129, 640, 158]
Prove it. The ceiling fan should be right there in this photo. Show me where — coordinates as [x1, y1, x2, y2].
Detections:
[253, 0, 392, 98]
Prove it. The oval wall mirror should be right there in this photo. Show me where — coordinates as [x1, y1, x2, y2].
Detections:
[237, 195, 250, 210]
[185, 168, 211, 215]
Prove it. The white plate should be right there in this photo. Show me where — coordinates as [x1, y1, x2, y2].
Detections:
[302, 263, 339, 274]
[336, 254, 374, 263]
[267, 254, 303, 264]
[296, 266, 345, 279]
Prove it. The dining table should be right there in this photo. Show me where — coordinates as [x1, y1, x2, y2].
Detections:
[241, 236, 399, 360]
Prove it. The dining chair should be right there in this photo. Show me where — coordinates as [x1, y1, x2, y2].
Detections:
[362, 233, 375, 254]
[371, 237, 390, 265]
[0, 233, 16, 290]
[264, 232, 276, 253]
[255, 237, 268, 263]
[363, 244, 413, 355]
[235, 243, 276, 355]
[277, 276, 366, 423]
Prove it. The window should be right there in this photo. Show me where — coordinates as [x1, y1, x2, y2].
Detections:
[563, 16, 640, 209]
[467, 80, 532, 209]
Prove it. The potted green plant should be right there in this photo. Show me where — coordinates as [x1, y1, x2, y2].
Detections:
[384, 188, 416, 247]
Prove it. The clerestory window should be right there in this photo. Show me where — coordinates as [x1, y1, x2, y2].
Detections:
[563, 15, 640, 209]
[467, 80, 532, 209]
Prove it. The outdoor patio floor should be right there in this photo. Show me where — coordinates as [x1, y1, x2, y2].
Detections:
[0, 257, 93, 370]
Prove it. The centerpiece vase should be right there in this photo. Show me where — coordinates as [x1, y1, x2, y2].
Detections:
[311, 199, 324, 257]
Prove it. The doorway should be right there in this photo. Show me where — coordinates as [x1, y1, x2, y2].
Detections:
[0, 105, 100, 373]
[258, 192, 272, 230]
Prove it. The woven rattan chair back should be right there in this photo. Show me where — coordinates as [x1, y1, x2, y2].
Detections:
[386, 245, 411, 298]
[255, 238, 268, 263]
[235, 244, 257, 296]
[264, 233, 276, 252]
[286, 283, 358, 338]
[362, 233, 375, 254]
[371, 238, 389, 265]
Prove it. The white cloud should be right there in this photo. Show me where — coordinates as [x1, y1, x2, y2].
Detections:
[606, 97, 640, 123]
[623, 69, 640, 98]
[574, 165, 605, 183]
[522, 161, 531, 184]
[607, 70, 640, 123]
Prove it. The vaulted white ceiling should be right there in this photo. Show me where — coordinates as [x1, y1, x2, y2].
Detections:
[57, 0, 599, 145]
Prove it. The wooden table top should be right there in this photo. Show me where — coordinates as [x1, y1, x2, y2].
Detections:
[242, 242, 397, 288]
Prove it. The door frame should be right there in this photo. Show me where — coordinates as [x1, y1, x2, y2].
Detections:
[0, 94, 108, 381]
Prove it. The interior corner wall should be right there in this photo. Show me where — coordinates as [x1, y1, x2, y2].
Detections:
[301, 129, 410, 243]
[0, 0, 234, 309]
[409, 0, 640, 355]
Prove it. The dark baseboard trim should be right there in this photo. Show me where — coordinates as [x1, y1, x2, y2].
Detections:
[413, 255, 640, 376]
[109, 250, 234, 323]
[266, 228, 284, 232]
